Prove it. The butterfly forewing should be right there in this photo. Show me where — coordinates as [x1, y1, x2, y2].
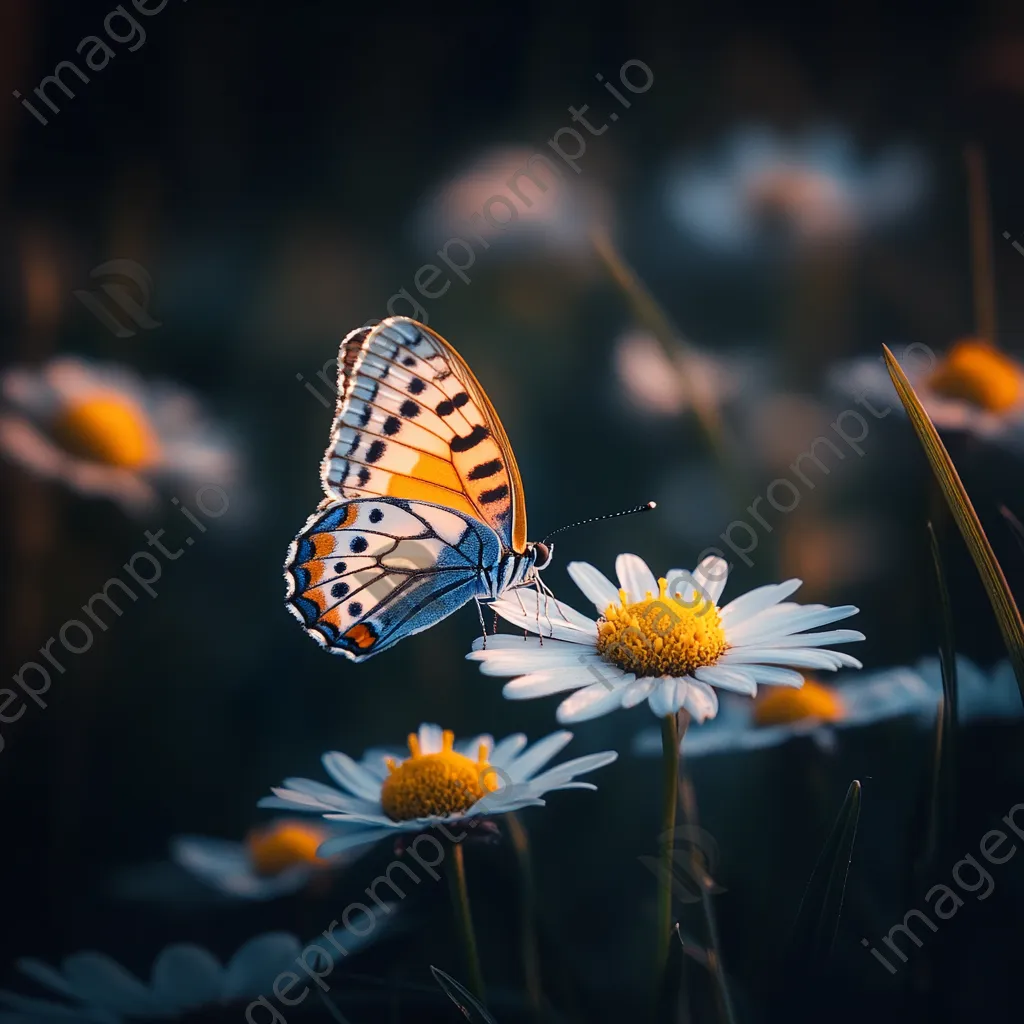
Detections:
[320, 318, 528, 553]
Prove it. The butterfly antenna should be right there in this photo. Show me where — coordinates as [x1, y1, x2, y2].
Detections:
[541, 501, 656, 546]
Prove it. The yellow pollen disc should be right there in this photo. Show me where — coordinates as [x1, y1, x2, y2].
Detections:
[927, 339, 1024, 413]
[596, 579, 728, 678]
[752, 679, 845, 728]
[52, 393, 159, 469]
[380, 729, 498, 822]
[246, 821, 329, 876]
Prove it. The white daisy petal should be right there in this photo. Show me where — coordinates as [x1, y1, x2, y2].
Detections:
[567, 561, 619, 613]
[470, 634, 580, 652]
[648, 677, 685, 718]
[524, 750, 618, 792]
[682, 679, 720, 722]
[321, 752, 384, 801]
[259, 788, 341, 813]
[718, 579, 803, 625]
[741, 665, 805, 687]
[727, 606, 860, 644]
[719, 647, 851, 670]
[490, 592, 598, 642]
[488, 733, 529, 767]
[694, 665, 758, 695]
[557, 682, 629, 723]
[746, 628, 866, 648]
[691, 555, 730, 604]
[317, 828, 404, 857]
[620, 676, 658, 708]
[469, 645, 602, 677]
[615, 553, 658, 603]
[502, 663, 608, 699]
[503, 731, 574, 782]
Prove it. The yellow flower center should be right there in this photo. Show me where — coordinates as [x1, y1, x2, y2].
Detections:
[246, 821, 329, 876]
[380, 730, 498, 822]
[752, 679, 845, 727]
[52, 393, 159, 469]
[927, 339, 1024, 413]
[596, 579, 727, 678]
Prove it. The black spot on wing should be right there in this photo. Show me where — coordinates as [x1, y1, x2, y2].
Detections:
[468, 459, 502, 480]
[350, 536, 368, 553]
[408, 378, 426, 395]
[369, 508, 383, 523]
[357, 467, 371, 485]
[479, 484, 510, 505]
[331, 581, 350, 598]
[366, 440, 386, 463]
[349, 601, 363, 616]
[451, 425, 489, 452]
[435, 392, 470, 417]
[402, 356, 416, 367]
[383, 416, 401, 436]
[333, 561, 347, 574]
[400, 399, 420, 418]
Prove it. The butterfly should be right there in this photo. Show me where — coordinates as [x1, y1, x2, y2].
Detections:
[284, 317, 553, 661]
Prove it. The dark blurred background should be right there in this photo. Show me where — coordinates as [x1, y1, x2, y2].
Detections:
[2, 1, 1024, 1021]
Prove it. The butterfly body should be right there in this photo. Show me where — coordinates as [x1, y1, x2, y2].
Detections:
[284, 317, 550, 661]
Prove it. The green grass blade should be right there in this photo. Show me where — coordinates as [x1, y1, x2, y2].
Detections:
[431, 966, 498, 1024]
[789, 780, 862, 966]
[882, 345, 1024, 702]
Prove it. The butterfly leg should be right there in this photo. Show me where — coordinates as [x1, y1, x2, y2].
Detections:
[474, 596, 488, 650]
[511, 585, 541, 646]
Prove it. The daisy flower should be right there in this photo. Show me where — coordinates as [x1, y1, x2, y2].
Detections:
[632, 667, 935, 758]
[169, 819, 349, 901]
[666, 125, 926, 256]
[833, 340, 1024, 453]
[259, 723, 617, 856]
[415, 145, 610, 257]
[0, 920, 386, 1021]
[0, 357, 237, 514]
[467, 553, 865, 724]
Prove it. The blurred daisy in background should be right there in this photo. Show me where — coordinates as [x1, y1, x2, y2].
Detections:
[916, 655, 1022, 723]
[0, 357, 238, 514]
[169, 819, 347, 901]
[666, 125, 927, 257]
[613, 328, 762, 419]
[632, 666, 935, 757]
[0, 920, 387, 1021]
[834, 339, 1024, 453]
[260, 723, 617, 856]
[415, 145, 611, 258]
[468, 553, 864, 723]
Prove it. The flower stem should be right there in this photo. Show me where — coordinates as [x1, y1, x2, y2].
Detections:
[507, 811, 544, 1020]
[655, 712, 681, 985]
[447, 840, 486, 1004]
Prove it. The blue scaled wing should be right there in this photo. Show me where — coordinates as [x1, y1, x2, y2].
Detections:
[284, 498, 503, 661]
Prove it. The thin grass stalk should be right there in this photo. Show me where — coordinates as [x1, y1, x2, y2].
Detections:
[447, 841, 486, 1005]
[506, 811, 544, 1021]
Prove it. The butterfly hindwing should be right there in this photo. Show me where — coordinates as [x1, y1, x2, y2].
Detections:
[284, 497, 503, 661]
[320, 318, 528, 553]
